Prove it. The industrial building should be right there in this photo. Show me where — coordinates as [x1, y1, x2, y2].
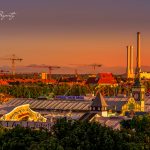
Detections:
[126, 45, 134, 78]
[0, 89, 149, 130]
[140, 72, 150, 79]
[126, 32, 150, 79]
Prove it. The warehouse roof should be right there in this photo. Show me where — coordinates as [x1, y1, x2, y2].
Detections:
[0, 95, 150, 116]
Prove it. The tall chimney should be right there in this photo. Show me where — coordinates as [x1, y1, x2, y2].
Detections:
[126, 46, 130, 77]
[136, 32, 141, 74]
[130, 45, 133, 75]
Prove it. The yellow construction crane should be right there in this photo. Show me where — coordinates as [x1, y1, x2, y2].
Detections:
[27, 65, 60, 80]
[89, 63, 102, 71]
[0, 54, 23, 75]
[69, 63, 102, 74]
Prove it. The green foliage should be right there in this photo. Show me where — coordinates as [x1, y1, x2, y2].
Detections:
[0, 84, 54, 99]
[53, 118, 150, 150]
[0, 125, 62, 150]
[121, 115, 150, 135]
[0, 117, 150, 149]
[0, 84, 90, 98]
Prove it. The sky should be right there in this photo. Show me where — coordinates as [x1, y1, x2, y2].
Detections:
[0, 0, 150, 73]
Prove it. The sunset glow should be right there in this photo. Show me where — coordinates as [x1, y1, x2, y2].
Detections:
[0, 0, 150, 73]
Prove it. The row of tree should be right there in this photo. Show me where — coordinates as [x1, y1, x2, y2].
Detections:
[0, 116, 150, 149]
[0, 78, 150, 99]
[0, 84, 135, 99]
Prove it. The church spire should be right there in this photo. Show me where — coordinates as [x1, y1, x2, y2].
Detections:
[91, 92, 108, 111]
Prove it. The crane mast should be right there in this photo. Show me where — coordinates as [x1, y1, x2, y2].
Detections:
[27, 65, 60, 80]
[0, 54, 23, 75]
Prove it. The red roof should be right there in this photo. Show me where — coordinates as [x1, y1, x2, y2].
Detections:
[97, 73, 117, 85]
[0, 80, 9, 85]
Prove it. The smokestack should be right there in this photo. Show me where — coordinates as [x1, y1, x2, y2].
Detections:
[130, 46, 133, 75]
[136, 32, 141, 73]
[126, 46, 130, 77]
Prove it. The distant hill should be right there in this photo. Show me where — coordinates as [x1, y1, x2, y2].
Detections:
[1, 65, 150, 75]
[141, 66, 150, 72]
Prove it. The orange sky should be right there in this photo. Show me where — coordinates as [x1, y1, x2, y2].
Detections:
[0, 0, 150, 74]
[0, 31, 149, 68]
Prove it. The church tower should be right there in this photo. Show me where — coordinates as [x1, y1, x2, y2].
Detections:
[132, 32, 145, 111]
[91, 92, 108, 117]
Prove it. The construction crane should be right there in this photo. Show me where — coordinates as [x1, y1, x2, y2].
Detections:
[89, 63, 102, 71]
[0, 69, 9, 73]
[0, 54, 23, 75]
[27, 65, 61, 80]
[70, 63, 102, 74]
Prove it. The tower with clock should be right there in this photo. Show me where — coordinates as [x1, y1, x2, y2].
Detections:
[132, 77, 145, 101]
[131, 32, 145, 112]
[132, 76, 145, 112]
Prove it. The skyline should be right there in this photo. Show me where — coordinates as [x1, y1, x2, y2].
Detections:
[0, 0, 150, 73]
